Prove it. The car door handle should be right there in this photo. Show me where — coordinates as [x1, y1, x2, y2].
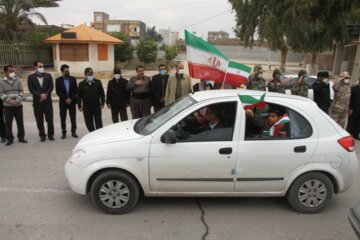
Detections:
[294, 146, 306, 153]
[219, 148, 232, 155]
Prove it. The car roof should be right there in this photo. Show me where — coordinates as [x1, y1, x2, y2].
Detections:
[190, 89, 314, 103]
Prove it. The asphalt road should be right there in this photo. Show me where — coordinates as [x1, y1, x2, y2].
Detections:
[0, 102, 359, 240]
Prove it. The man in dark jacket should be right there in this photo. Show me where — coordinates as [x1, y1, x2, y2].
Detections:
[313, 71, 331, 113]
[151, 64, 169, 112]
[27, 60, 55, 142]
[77, 67, 105, 132]
[106, 68, 129, 123]
[0, 99, 6, 143]
[55, 64, 78, 139]
[347, 78, 360, 139]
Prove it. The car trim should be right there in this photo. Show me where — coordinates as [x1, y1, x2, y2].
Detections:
[156, 178, 234, 182]
[237, 178, 284, 181]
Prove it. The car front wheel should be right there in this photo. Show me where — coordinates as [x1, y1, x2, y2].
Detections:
[91, 170, 140, 214]
[287, 172, 334, 213]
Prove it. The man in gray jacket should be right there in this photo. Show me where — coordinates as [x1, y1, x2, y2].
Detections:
[0, 65, 27, 146]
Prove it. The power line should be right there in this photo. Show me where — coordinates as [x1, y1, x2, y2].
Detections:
[175, 9, 232, 32]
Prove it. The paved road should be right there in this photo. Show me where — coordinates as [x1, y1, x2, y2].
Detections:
[0, 102, 359, 240]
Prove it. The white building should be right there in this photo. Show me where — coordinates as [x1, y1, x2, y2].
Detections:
[159, 28, 180, 46]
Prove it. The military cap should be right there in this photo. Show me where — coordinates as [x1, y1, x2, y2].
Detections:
[253, 65, 264, 73]
[84, 67, 93, 75]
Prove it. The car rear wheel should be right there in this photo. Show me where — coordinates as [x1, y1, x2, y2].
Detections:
[91, 170, 140, 214]
[287, 172, 333, 213]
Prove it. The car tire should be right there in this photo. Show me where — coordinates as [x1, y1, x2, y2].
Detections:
[287, 172, 334, 213]
[91, 170, 140, 214]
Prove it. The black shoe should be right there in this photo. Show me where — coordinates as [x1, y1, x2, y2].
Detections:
[48, 136, 55, 141]
[61, 133, 66, 139]
[19, 139, 28, 143]
[40, 136, 46, 142]
[1, 138, 6, 143]
[72, 133, 79, 138]
[5, 140, 13, 146]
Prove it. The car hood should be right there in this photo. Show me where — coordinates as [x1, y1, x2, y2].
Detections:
[74, 120, 142, 151]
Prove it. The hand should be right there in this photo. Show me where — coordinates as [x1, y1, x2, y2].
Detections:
[10, 99, 19, 107]
[135, 80, 145, 86]
[100, 105, 104, 109]
[78, 107, 83, 112]
[298, 76, 305, 82]
[348, 109, 353, 116]
[107, 104, 111, 109]
[65, 98, 72, 104]
[40, 93, 48, 101]
[160, 97, 165, 103]
[246, 109, 255, 118]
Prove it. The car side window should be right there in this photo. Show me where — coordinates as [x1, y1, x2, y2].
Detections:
[171, 102, 237, 142]
[245, 103, 312, 140]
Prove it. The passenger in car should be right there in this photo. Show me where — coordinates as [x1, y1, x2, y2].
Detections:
[245, 108, 265, 138]
[263, 105, 290, 138]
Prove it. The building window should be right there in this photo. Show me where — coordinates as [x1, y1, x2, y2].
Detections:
[134, 27, 137, 32]
[98, 44, 108, 61]
[59, 44, 89, 61]
[106, 24, 121, 32]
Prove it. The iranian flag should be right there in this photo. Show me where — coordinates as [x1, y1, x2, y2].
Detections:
[185, 30, 228, 82]
[239, 93, 266, 110]
[224, 61, 251, 87]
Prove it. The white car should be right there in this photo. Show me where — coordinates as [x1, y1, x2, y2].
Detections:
[65, 90, 358, 214]
[279, 74, 334, 100]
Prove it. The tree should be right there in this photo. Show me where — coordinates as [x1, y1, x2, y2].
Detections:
[228, 0, 289, 71]
[111, 33, 134, 63]
[284, 0, 353, 71]
[137, 38, 157, 65]
[0, 0, 61, 41]
[164, 45, 177, 61]
[145, 26, 163, 42]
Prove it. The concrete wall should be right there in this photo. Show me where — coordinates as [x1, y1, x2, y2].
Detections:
[53, 43, 115, 75]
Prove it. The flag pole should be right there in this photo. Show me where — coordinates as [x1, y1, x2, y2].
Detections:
[221, 62, 229, 89]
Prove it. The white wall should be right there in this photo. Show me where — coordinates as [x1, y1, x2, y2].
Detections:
[54, 43, 115, 76]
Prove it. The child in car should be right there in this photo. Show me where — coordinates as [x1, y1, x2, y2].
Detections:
[263, 105, 290, 137]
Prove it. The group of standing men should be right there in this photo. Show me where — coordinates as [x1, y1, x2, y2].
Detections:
[0, 61, 195, 146]
[246, 64, 360, 139]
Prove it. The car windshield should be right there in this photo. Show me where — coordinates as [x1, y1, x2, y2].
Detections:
[134, 95, 197, 135]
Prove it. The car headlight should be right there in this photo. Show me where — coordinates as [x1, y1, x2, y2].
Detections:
[68, 149, 86, 164]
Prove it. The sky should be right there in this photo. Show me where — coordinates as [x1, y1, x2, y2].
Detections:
[34, 0, 237, 39]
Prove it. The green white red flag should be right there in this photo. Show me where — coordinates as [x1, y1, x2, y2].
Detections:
[238, 93, 266, 110]
[185, 30, 229, 82]
[224, 61, 251, 87]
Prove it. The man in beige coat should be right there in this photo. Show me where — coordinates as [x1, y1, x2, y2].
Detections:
[165, 62, 191, 105]
[329, 71, 351, 128]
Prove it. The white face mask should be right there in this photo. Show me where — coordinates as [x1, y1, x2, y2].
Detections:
[258, 73, 263, 78]
[37, 67, 45, 74]
[87, 76, 94, 82]
[8, 72, 16, 79]
[344, 79, 350, 84]
[324, 79, 330, 84]
[114, 74, 121, 80]
[177, 69, 185, 75]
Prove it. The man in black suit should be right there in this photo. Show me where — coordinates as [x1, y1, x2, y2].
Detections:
[55, 64, 78, 139]
[0, 99, 7, 143]
[347, 78, 360, 139]
[28, 60, 55, 142]
[151, 64, 169, 112]
[106, 68, 129, 123]
[77, 67, 105, 132]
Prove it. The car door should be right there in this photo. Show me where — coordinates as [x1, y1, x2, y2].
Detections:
[235, 100, 318, 193]
[149, 99, 240, 193]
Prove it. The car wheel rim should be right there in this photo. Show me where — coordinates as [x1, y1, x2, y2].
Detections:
[297, 179, 327, 208]
[99, 180, 130, 208]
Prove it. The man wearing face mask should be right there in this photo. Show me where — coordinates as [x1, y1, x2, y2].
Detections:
[28, 60, 55, 142]
[347, 77, 360, 139]
[126, 65, 152, 118]
[291, 69, 308, 98]
[313, 71, 331, 113]
[329, 71, 351, 128]
[55, 64, 78, 139]
[165, 62, 191, 105]
[151, 64, 169, 112]
[77, 68, 105, 132]
[246, 65, 266, 91]
[106, 68, 129, 123]
[0, 65, 27, 146]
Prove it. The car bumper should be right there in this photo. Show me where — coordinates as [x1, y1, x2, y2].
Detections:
[337, 153, 359, 193]
[65, 160, 88, 195]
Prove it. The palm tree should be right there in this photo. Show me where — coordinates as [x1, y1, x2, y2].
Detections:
[0, 0, 61, 41]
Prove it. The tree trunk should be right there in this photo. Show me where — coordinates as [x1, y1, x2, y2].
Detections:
[308, 52, 318, 75]
[280, 46, 288, 72]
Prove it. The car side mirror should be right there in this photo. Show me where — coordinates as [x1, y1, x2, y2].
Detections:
[161, 130, 176, 144]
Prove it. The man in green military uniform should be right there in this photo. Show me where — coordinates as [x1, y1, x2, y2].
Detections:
[291, 69, 308, 98]
[267, 68, 285, 94]
[247, 65, 266, 91]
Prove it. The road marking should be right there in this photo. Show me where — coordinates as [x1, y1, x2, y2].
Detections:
[0, 187, 72, 194]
